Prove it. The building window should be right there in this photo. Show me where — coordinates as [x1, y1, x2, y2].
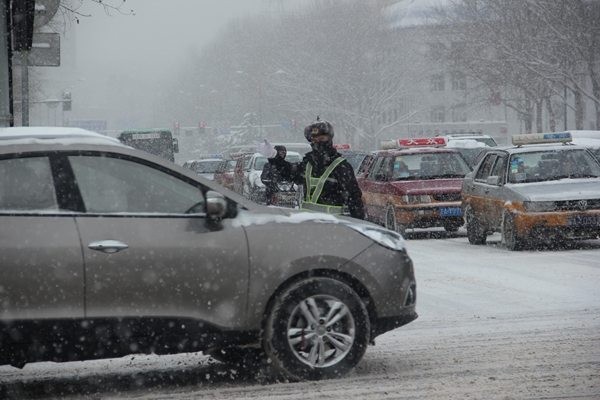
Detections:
[431, 74, 445, 92]
[429, 43, 445, 60]
[431, 106, 445, 123]
[451, 72, 466, 91]
[452, 105, 467, 122]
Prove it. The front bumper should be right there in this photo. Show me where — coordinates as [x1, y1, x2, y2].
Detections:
[514, 209, 600, 239]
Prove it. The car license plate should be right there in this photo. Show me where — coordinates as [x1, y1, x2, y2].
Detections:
[567, 216, 600, 227]
[439, 207, 462, 217]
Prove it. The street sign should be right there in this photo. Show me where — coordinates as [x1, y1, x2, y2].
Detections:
[12, 33, 60, 67]
[281, 119, 291, 132]
[220, 121, 230, 135]
[33, 0, 60, 29]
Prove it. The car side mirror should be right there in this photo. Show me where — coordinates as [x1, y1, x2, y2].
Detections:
[206, 191, 227, 218]
[487, 176, 500, 186]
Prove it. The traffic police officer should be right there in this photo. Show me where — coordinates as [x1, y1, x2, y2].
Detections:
[255, 117, 365, 219]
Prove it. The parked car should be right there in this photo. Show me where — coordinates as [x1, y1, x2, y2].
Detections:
[359, 138, 471, 235]
[212, 158, 236, 191]
[242, 151, 302, 204]
[462, 132, 600, 250]
[232, 152, 253, 195]
[182, 155, 223, 180]
[0, 127, 417, 381]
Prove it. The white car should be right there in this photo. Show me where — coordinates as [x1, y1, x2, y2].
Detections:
[243, 151, 302, 203]
[183, 157, 223, 180]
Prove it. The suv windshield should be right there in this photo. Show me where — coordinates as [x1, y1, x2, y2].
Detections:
[507, 149, 600, 183]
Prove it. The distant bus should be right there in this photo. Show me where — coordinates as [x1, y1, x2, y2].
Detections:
[118, 129, 179, 162]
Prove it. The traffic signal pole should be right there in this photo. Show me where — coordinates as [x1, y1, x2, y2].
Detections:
[0, 0, 12, 127]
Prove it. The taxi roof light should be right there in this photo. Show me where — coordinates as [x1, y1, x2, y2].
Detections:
[511, 132, 572, 146]
[380, 137, 447, 150]
[334, 144, 351, 150]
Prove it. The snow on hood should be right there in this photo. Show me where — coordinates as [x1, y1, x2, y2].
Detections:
[508, 178, 600, 201]
[232, 210, 406, 251]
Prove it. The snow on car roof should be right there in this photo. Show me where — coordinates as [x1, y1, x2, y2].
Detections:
[0, 127, 123, 146]
[446, 139, 487, 148]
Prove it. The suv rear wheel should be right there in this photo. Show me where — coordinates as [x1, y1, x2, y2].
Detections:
[263, 278, 370, 381]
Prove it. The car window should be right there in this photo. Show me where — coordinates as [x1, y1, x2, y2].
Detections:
[225, 160, 236, 172]
[254, 157, 269, 170]
[475, 154, 497, 181]
[367, 156, 385, 180]
[375, 156, 392, 181]
[342, 153, 368, 172]
[0, 157, 58, 211]
[194, 160, 221, 173]
[69, 155, 205, 214]
[357, 154, 373, 176]
[490, 156, 506, 182]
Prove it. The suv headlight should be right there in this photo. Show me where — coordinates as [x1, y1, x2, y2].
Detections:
[523, 201, 556, 212]
[343, 222, 406, 251]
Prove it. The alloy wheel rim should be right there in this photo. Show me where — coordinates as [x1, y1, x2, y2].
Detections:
[286, 295, 356, 368]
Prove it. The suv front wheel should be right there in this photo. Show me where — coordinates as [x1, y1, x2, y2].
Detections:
[263, 278, 370, 381]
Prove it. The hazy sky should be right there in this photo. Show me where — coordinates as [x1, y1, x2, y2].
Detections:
[34, 0, 310, 128]
[71, 0, 274, 81]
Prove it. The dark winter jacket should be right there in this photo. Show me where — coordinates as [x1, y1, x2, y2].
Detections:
[260, 162, 282, 199]
[269, 147, 365, 219]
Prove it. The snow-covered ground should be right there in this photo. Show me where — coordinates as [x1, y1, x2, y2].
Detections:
[2, 230, 599, 399]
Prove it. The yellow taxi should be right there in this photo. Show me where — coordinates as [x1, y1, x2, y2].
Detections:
[358, 137, 472, 235]
[461, 132, 600, 250]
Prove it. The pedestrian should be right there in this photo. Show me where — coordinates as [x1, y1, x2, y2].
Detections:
[261, 145, 287, 205]
[255, 117, 365, 219]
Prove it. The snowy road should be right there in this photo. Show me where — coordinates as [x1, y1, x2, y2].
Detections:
[2, 231, 599, 399]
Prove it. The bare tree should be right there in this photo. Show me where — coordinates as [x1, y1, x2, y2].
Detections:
[429, 0, 599, 132]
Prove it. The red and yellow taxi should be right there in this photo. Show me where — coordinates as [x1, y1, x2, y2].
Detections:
[358, 137, 471, 235]
[462, 132, 600, 250]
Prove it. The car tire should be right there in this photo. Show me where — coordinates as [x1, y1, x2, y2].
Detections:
[263, 278, 370, 381]
[466, 205, 487, 245]
[205, 347, 267, 368]
[502, 210, 523, 251]
[385, 204, 406, 236]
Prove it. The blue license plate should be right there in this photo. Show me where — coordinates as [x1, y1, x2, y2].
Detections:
[567, 216, 600, 227]
[439, 207, 462, 217]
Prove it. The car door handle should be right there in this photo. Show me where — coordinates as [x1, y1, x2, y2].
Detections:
[484, 188, 490, 193]
[88, 240, 129, 254]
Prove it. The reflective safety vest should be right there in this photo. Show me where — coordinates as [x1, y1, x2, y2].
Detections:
[301, 157, 346, 215]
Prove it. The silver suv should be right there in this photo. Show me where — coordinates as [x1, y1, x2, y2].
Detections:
[0, 127, 417, 381]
